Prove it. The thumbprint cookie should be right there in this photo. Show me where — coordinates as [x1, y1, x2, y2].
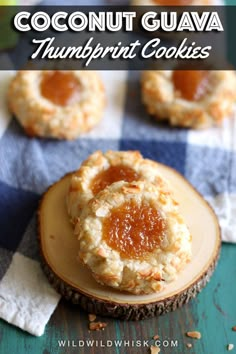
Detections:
[8, 70, 105, 139]
[75, 180, 192, 294]
[67, 150, 169, 224]
[141, 70, 236, 129]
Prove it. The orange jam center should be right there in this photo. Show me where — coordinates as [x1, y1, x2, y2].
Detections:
[172, 70, 209, 101]
[154, 0, 193, 5]
[103, 200, 166, 259]
[91, 165, 141, 195]
[40, 71, 80, 106]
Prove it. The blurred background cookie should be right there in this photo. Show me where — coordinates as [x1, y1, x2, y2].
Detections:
[141, 70, 236, 129]
[8, 70, 106, 139]
[67, 150, 170, 224]
[75, 180, 192, 295]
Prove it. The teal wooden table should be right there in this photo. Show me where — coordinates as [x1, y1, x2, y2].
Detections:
[1, 243, 236, 354]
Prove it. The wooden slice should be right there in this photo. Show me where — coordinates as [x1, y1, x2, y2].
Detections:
[38, 164, 221, 320]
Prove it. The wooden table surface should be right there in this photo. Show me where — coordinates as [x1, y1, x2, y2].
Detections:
[1, 243, 236, 354]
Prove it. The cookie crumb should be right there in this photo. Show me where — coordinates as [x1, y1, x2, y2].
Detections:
[227, 344, 234, 351]
[186, 343, 192, 348]
[232, 326, 236, 331]
[186, 331, 201, 339]
[153, 334, 160, 340]
[89, 322, 107, 331]
[150, 346, 160, 354]
[88, 314, 96, 322]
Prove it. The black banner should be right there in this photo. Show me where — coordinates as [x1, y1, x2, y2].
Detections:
[0, 6, 234, 70]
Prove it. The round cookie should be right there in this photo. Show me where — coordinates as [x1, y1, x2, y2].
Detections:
[67, 150, 169, 224]
[75, 180, 192, 295]
[8, 70, 105, 139]
[141, 70, 236, 129]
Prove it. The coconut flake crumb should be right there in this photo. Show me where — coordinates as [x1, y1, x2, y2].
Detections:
[88, 314, 96, 322]
[227, 344, 234, 351]
[186, 331, 201, 339]
[153, 334, 160, 340]
[150, 346, 160, 354]
[186, 343, 193, 348]
[89, 322, 107, 331]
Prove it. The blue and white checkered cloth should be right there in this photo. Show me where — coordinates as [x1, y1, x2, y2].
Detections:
[0, 62, 235, 335]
